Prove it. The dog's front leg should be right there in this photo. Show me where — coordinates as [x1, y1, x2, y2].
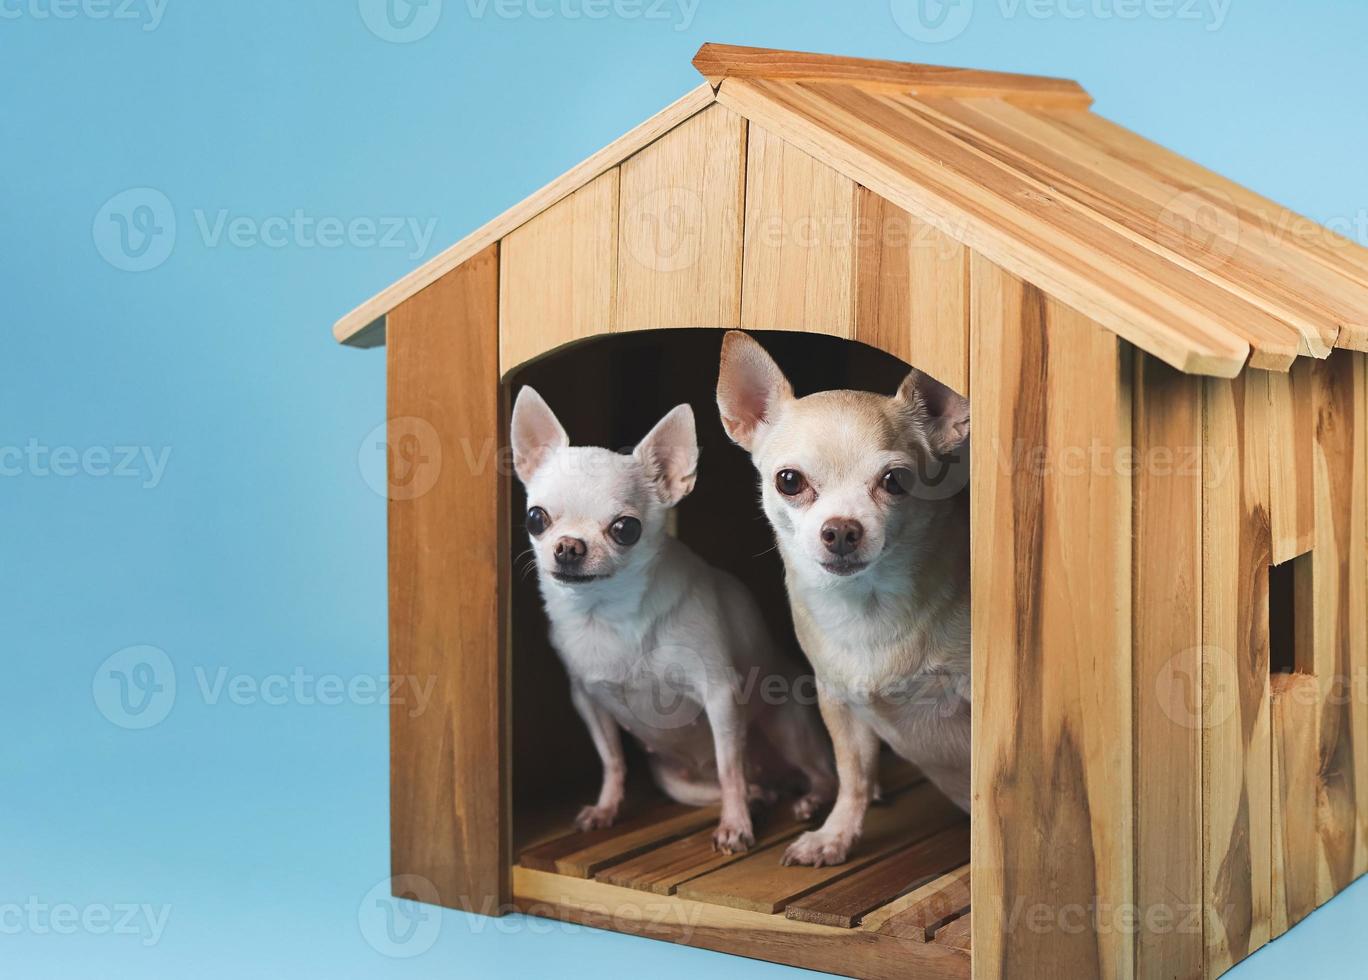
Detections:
[570, 684, 626, 831]
[782, 689, 879, 866]
[705, 689, 755, 854]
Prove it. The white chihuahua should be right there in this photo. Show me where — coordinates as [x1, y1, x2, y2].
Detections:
[510, 387, 836, 853]
[716, 332, 971, 867]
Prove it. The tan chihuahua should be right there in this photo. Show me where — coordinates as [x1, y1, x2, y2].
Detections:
[511, 386, 836, 853]
[716, 332, 971, 867]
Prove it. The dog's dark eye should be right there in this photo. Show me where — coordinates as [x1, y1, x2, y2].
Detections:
[882, 469, 912, 496]
[775, 469, 808, 497]
[609, 516, 642, 547]
[526, 506, 550, 536]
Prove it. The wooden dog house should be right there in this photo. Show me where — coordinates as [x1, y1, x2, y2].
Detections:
[332, 44, 1368, 980]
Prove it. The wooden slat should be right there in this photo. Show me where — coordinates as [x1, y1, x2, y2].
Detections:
[1272, 671, 1320, 938]
[934, 914, 972, 951]
[595, 804, 811, 895]
[1202, 368, 1273, 976]
[613, 103, 746, 331]
[597, 763, 924, 895]
[542, 805, 722, 879]
[786, 823, 969, 928]
[692, 42, 1092, 109]
[969, 256, 1134, 979]
[717, 77, 1251, 377]
[906, 96, 1350, 359]
[333, 83, 715, 345]
[1310, 351, 1363, 902]
[387, 244, 508, 911]
[861, 865, 970, 942]
[677, 781, 963, 914]
[740, 122, 856, 336]
[499, 168, 619, 373]
[514, 867, 973, 980]
[854, 188, 969, 394]
[519, 801, 698, 873]
[1132, 352, 1204, 979]
[1269, 359, 1317, 564]
[1046, 109, 1368, 311]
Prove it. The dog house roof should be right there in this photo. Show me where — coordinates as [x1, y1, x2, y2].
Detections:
[333, 43, 1368, 378]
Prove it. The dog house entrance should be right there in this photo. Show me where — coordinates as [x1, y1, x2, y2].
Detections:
[504, 329, 973, 974]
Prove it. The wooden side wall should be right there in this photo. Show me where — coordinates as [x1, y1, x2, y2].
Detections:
[387, 243, 509, 911]
[969, 254, 1135, 979]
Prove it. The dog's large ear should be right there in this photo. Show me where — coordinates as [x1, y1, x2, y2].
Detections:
[716, 331, 793, 452]
[634, 404, 698, 506]
[896, 370, 970, 455]
[510, 386, 569, 484]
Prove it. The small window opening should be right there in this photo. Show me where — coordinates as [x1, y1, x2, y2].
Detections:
[1269, 552, 1312, 676]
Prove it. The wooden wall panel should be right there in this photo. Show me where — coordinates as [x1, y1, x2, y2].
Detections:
[387, 244, 509, 912]
[1357, 353, 1368, 879]
[854, 190, 969, 395]
[1310, 351, 1363, 901]
[969, 254, 1134, 980]
[1268, 358, 1316, 564]
[1132, 353, 1203, 980]
[499, 168, 619, 374]
[740, 123, 856, 336]
[613, 104, 746, 331]
[1271, 670, 1319, 939]
[1201, 369, 1272, 976]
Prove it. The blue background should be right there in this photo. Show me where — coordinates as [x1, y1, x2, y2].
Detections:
[4, 0, 1366, 976]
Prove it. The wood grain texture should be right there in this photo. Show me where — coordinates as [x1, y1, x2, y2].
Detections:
[594, 804, 812, 895]
[740, 123, 856, 336]
[499, 168, 619, 374]
[334, 83, 715, 345]
[677, 781, 964, 914]
[1310, 351, 1363, 902]
[1269, 359, 1317, 564]
[861, 864, 970, 942]
[550, 806, 721, 879]
[519, 801, 698, 873]
[1046, 109, 1368, 328]
[1132, 352, 1204, 980]
[717, 77, 1252, 377]
[912, 97, 1367, 359]
[969, 255, 1134, 979]
[934, 914, 972, 951]
[1201, 368, 1273, 976]
[387, 244, 508, 912]
[1356, 353, 1368, 878]
[854, 188, 969, 395]
[785, 823, 969, 928]
[1271, 671, 1320, 938]
[692, 42, 1092, 109]
[613, 103, 746, 331]
[513, 867, 972, 980]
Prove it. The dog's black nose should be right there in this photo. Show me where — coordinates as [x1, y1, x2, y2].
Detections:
[554, 537, 587, 566]
[820, 519, 864, 557]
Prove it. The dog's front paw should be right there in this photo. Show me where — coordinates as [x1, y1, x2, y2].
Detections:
[712, 817, 755, 855]
[782, 829, 855, 867]
[790, 793, 829, 822]
[574, 803, 619, 832]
